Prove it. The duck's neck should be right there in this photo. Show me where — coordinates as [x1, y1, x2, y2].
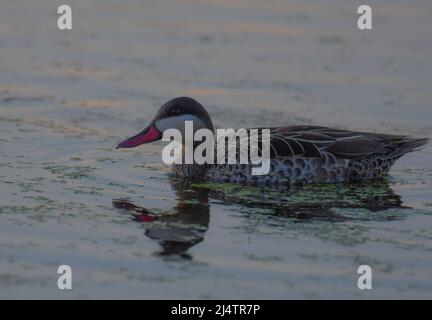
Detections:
[172, 163, 209, 180]
[168, 140, 211, 180]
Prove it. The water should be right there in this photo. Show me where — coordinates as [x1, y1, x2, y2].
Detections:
[1, 0, 432, 299]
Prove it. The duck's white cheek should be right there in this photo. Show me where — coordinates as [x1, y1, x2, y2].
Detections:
[154, 115, 206, 136]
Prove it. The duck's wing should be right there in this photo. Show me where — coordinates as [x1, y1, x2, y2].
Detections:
[258, 126, 409, 160]
[216, 126, 427, 162]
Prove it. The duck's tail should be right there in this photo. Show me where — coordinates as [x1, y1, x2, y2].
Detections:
[386, 137, 430, 158]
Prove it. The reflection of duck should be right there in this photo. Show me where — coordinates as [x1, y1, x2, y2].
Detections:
[113, 176, 408, 258]
[199, 180, 405, 222]
[113, 179, 209, 259]
[117, 97, 429, 184]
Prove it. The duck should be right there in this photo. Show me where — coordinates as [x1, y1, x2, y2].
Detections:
[117, 97, 429, 185]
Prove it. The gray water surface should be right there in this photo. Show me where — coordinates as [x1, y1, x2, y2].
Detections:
[1, 0, 432, 299]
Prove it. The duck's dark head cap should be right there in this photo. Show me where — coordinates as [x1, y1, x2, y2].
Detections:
[154, 97, 214, 132]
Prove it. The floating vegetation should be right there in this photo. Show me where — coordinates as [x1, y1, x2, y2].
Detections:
[187, 180, 409, 221]
[190, 181, 401, 210]
[96, 157, 120, 164]
[64, 186, 104, 196]
[17, 182, 43, 193]
[42, 163, 96, 180]
[0, 95, 51, 105]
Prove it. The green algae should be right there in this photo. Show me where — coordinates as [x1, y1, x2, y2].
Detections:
[42, 163, 96, 180]
[189, 181, 403, 216]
